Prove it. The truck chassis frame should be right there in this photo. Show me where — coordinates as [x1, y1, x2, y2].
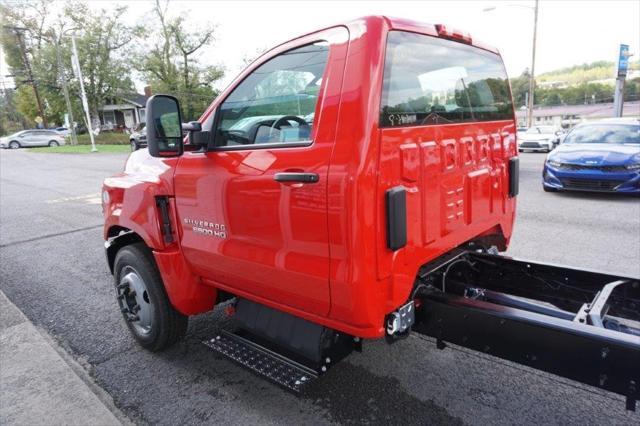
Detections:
[413, 252, 640, 410]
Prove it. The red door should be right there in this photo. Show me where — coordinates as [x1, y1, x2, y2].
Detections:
[174, 28, 348, 316]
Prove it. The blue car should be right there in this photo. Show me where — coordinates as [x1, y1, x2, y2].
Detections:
[542, 118, 640, 194]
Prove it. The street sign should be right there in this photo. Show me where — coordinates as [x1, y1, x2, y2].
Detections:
[617, 44, 629, 77]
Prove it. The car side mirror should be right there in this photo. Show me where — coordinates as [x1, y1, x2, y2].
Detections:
[146, 95, 184, 157]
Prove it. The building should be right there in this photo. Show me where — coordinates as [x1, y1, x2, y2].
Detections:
[516, 101, 640, 129]
[98, 87, 151, 130]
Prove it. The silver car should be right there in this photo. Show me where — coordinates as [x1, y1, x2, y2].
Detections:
[0, 130, 66, 149]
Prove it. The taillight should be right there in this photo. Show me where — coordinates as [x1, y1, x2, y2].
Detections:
[435, 24, 472, 44]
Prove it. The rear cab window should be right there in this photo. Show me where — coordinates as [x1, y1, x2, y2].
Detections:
[380, 31, 513, 128]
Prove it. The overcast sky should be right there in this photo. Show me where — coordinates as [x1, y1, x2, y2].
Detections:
[1, 0, 639, 92]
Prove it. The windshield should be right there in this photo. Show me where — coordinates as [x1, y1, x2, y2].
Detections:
[564, 124, 640, 144]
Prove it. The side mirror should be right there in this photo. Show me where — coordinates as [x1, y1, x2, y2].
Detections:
[146, 95, 184, 157]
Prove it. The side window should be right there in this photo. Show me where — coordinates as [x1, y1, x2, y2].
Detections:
[214, 42, 329, 147]
[380, 31, 514, 128]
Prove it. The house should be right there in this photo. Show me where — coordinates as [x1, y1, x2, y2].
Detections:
[516, 100, 640, 129]
[98, 87, 151, 130]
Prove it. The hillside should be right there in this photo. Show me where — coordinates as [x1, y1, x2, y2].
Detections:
[537, 59, 640, 85]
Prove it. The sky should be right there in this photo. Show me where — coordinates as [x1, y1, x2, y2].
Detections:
[1, 0, 639, 93]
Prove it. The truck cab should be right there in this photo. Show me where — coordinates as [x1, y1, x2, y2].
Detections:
[103, 16, 638, 407]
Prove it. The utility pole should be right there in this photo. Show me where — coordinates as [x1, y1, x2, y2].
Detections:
[527, 0, 539, 128]
[7, 26, 48, 128]
[613, 44, 631, 117]
[55, 38, 78, 145]
[70, 36, 97, 152]
[482, 2, 539, 128]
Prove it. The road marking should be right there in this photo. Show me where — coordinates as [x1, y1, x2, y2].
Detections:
[0, 225, 103, 248]
[46, 193, 101, 204]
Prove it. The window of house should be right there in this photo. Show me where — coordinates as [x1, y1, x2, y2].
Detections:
[139, 108, 146, 123]
[213, 42, 329, 147]
[380, 31, 513, 127]
[102, 110, 116, 124]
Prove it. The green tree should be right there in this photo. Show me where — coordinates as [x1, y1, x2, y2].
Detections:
[137, 0, 224, 121]
[1, 1, 138, 129]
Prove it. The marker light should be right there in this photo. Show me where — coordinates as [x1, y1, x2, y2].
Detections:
[435, 24, 473, 44]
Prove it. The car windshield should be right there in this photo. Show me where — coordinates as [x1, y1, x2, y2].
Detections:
[564, 124, 640, 144]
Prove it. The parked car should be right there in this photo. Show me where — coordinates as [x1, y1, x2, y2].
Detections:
[0, 129, 66, 149]
[518, 125, 563, 152]
[55, 127, 70, 136]
[129, 123, 147, 151]
[543, 118, 640, 193]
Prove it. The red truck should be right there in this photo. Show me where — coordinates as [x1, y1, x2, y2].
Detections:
[103, 16, 639, 409]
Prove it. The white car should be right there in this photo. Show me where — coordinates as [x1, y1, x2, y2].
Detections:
[0, 130, 66, 149]
[517, 126, 563, 152]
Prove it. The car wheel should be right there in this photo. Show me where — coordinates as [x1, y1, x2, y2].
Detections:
[48, 140, 59, 147]
[113, 243, 188, 351]
[9, 141, 20, 149]
[130, 140, 138, 151]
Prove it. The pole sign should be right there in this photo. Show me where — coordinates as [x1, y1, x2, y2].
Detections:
[617, 44, 629, 77]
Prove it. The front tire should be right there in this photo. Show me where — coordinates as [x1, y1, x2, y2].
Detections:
[9, 141, 20, 149]
[113, 243, 188, 351]
[130, 140, 138, 151]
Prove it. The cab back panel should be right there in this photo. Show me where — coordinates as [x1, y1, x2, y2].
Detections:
[376, 122, 517, 307]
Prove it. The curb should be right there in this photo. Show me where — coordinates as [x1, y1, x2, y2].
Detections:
[0, 290, 131, 426]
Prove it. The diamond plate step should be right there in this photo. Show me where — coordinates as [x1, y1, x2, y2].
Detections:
[203, 330, 318, 392]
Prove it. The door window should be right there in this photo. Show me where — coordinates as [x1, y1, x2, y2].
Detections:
[214, 42, 329, 147]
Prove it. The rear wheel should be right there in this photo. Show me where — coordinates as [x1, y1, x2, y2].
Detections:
[9, 141, 20, 149]
[48, 140, 59, 147]
[113, 243, 188, 351]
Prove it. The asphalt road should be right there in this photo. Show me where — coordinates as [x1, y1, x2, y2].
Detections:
[1, 149, 639, 425]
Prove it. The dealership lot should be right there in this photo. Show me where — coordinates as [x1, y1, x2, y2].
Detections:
[1, 149, 639, 425]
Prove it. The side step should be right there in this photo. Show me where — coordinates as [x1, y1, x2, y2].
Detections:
[204, 330, 319, 392]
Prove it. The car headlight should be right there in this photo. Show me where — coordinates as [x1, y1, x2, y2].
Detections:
[547, 159, 562, 168]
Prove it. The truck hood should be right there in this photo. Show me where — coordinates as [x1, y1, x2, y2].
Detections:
[549, 143, 640, 165]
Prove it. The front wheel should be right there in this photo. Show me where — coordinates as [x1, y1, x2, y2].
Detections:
[130, 140, 138, 151]
[48, 140, 59, 147]
[9, 141, 20, 149]
[113, 243, 188, 351]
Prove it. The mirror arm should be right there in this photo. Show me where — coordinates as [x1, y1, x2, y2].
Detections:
[182, 121, 202, 146]
[182, 121, 202, 132]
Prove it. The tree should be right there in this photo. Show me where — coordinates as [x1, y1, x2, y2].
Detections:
[509, 69, 531, 107]
[1, 1, 138, 129]
[137, 0, 224, 121]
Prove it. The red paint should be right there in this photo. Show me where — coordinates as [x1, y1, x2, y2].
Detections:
[103, 16, 517, 339]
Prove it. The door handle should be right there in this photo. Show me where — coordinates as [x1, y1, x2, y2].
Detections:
[274, 172, 319, 183]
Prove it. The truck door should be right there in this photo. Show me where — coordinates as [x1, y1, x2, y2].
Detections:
[174, 28, 348, 317]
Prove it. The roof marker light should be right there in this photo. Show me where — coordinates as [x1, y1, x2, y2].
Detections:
[435, 24, 473, 44]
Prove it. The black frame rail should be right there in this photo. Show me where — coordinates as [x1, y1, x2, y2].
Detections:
[414, 252, 640, 411]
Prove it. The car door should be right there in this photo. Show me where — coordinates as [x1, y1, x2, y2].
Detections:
[24, 131, 43, 146]
[174, 27, 348, 317]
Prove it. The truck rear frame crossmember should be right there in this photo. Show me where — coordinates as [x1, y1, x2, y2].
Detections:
[413, 252, 640, 411]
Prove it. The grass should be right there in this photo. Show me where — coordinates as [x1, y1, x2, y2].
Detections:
[28, 131, 132, 154]
[30, 144, 131, 154]
[74, 132, 130, 145]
